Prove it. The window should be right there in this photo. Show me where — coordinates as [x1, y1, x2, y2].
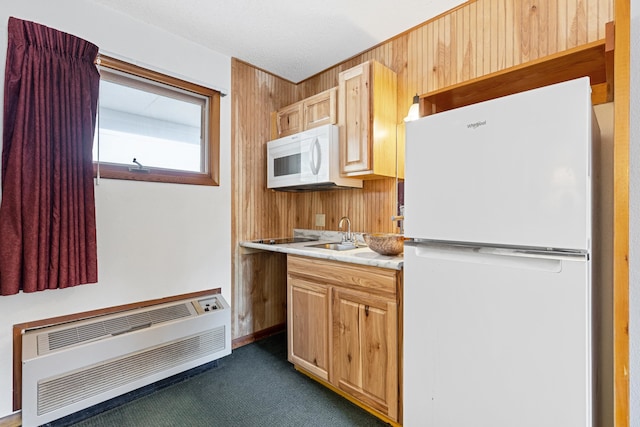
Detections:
[94, 55, 220, 185]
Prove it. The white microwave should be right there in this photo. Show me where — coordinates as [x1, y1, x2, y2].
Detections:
[266, 124, 363, 191]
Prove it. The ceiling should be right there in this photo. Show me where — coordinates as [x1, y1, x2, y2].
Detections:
[87, 0, 465, 83]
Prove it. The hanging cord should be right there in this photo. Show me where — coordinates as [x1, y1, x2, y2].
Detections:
[95, 55, 101, 186]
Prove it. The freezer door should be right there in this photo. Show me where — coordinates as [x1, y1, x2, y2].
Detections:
[404, 77, 595, 251]
[403, 243, 592, 427]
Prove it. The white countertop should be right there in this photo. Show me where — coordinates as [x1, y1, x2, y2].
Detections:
[239, 229, 403, 270]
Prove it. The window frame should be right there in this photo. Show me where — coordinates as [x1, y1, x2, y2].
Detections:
[94, 55, 220, 186]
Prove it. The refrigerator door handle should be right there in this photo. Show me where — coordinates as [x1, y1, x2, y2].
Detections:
[406, 241, 587, 273]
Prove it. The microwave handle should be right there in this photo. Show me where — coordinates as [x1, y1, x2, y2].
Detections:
[309, 137, 321, 175]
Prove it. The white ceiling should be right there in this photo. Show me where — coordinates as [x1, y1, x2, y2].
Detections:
[87, 0, 465, 83]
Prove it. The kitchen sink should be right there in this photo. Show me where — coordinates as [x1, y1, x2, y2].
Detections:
[305, 242, 361, 251]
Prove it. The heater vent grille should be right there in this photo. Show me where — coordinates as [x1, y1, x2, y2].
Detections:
[37, 326, 225, 416]
[41, 303, 193, 354]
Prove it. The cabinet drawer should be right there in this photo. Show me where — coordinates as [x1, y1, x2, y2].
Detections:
[288, 255, 397, 297]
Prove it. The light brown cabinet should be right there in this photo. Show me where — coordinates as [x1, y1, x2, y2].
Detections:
[274, 102, 304, 138]
[333, 287, 398, 419]
[338, 60, 399, 179]
[287, 255, 402, 424]
[287, 275, 331, 381]
[272, 87, 337, 139]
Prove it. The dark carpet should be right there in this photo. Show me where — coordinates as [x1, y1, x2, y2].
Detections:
[68, 332, 389, 427]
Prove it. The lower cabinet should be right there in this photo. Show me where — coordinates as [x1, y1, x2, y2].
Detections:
[287, 255, 402, 424]
[333, 287, 398, 419]
[287, 276, 330, 381]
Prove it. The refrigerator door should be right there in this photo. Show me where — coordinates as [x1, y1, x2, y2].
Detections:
[404, 77, 594, 251]
[403, 242, 592, 427]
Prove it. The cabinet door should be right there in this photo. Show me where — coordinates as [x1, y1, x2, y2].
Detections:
[303, 88, 337, 130]
[339, 62, 371, 174]
[287, 276, 331, 381]
[332, 287, 398, 421]
[276, 102, 304, 138]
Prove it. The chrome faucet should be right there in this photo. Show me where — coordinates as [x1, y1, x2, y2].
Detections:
[391, 205, 405, 234]
[338, 216, 352, 243]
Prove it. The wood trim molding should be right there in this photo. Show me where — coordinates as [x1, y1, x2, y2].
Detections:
[0, 412, 21, 427]
[231, 323, 286, 349]
[612, 1, 631, 425]
[12, 289, 221, 411]
[294, 366, 401, 427]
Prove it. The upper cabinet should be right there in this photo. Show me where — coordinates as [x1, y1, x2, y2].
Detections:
[272, 87, 337, 139]
[338, 61, 399, 179]
[274, 102, 304, 138]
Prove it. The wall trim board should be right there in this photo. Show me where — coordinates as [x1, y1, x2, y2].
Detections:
[231, 323, 286, 349]
[613, 1, 631, 426]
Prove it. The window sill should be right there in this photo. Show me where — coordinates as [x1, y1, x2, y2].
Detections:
[93, 163, 218, 186]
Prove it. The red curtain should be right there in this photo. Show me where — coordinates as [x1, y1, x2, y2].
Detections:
[0, 17, 100, 295]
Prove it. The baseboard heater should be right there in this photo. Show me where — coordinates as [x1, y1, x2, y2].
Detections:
[21, 295, 231, 427]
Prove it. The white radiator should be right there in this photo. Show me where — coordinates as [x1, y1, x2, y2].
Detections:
[21, 295, 231, 427]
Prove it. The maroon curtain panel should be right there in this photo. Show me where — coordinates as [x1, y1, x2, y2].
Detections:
[0, 17, 100, 295]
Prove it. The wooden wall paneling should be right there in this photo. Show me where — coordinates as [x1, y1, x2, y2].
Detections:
[494, 0, 503, 69]
[406, 29, 417, 99]
[231, 59, 299, 340]
[467, 0, 476, 82]
[416, 23, 425, 93]
[539, 0, 558, 58]
[540, 0, 549, 59]
[459, 0, 469, 80]
[423, 22, 432, 93]
[431, 16, 445, 87]
[444, 13, 453, 87]
[393, 35, 409, 122]
[517, 1, 528, 64]
[247, 251, 287, 334]
[568, 0, 584, 47]
[474, 0, 484, 78]
[419, 23, 427, 93]
[567, 0, 578, 47]
[577, 0, 588, 46]
[481, 0, 491, 74]
[558, 0, 568, 51]
[548, 0, 558, 55]
[598, 0, 612, 40]
[412, 23, 420, 92]
[590, 0, 600, 43]
[529, 0, 538, 61]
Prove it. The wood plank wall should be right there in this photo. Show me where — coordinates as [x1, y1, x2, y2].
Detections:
[230, 0, 613, 342]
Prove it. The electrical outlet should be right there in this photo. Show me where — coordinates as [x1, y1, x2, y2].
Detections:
[315, 213, 325, 227]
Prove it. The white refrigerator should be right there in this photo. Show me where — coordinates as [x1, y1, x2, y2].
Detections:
[403, 77, 599, 427]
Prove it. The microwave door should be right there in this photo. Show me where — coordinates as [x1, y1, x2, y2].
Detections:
[268, 144, 302, 188]
[267, 134, 320, 188]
